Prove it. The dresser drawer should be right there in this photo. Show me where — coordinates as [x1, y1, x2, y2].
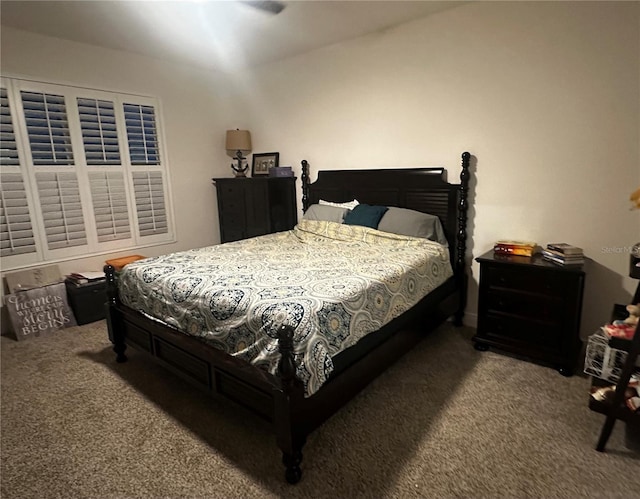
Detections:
[485, 265, 566, 296]
[219, 195, 245, 213]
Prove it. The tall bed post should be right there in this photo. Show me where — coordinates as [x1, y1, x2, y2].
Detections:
[454, 151, 471, 326]
[104, 264, 127, 363]
[276, 325, 305, 484]
[301, 160, 310, 212]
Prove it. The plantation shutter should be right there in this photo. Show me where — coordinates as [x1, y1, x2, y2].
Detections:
[1, 88, 20, 166]
[77, 98, 121, 165]
[89, 171, 131, 242]
[21, 91, 74, 165]
[0, 173, 36, 256]
[1, 77, 174, 271]
[123, 103, 160, 165]
[36, 171, 87, 249]
[133, 171, 168, 236]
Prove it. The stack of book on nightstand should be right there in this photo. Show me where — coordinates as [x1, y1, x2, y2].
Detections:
[493, 240, 539, 257]
[542, 243, 584, 266]
[66, 271, 106, 286]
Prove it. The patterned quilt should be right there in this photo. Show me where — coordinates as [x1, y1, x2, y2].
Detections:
[118, 219, 453, 396]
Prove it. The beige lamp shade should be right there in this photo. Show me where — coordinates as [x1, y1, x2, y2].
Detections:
[225, 129, 252, 152]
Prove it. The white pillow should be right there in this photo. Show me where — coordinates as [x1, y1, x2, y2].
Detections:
[319, 199, 360, 210]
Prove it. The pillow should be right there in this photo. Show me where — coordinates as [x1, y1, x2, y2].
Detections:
[343, 204, 388, 229]
[302, 204, 350, 223]
[319, 199, 360, 210]
[377, 206, 448, 246]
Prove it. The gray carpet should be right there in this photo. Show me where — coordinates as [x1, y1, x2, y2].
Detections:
[1, 320, 638, 498]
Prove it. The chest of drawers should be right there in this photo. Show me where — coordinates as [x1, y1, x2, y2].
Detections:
[212, 177, 297, 243]
[473, 250, 586, 375]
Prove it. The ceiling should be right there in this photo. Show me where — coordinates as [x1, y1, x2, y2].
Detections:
[0, 0, 466, 73]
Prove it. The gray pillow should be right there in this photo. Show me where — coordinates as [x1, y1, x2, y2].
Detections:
[377, 207, 448, 246]
[302, 204, 350, 223]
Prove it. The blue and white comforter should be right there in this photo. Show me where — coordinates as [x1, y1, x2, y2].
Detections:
[118, 219, 453, 396]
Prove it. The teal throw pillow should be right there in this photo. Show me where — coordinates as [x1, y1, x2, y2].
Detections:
[343, 204, 389, 229]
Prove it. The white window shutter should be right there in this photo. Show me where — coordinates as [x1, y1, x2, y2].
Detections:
[77, 98, 121, 165]
[89, 171, 131, 242]
[0, 173, 37, 256]
[36, 171, 87, 249]
[133, 171, 168, 236]
[1, 88, 20, 166]
[123, 103, 160, 165]
[21, 91, 74, 166]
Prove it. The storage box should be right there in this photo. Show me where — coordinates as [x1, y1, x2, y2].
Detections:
[584, 329, 628, 383]
[269, 166, 293, 177]
[65, 279, 107, 325]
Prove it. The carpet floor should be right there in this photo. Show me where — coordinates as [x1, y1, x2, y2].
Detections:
[1, 320, 638, 498]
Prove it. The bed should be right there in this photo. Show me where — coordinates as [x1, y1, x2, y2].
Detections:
[104, 151, 472, 483]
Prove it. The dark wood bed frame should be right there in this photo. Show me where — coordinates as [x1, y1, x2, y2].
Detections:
[104, 151, 471, 484]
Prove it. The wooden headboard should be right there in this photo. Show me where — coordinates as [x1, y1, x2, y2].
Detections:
[300, 152, 471, 278]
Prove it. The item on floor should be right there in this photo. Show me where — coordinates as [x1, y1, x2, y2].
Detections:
[493, 240, 539, 257]
[4, 265, 63, 293]
[4, 282, 77, 340]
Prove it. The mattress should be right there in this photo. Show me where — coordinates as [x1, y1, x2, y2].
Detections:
[118, 219, 453, 396]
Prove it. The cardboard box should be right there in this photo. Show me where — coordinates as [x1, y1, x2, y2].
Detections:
[4, 265, 63, 293]
[269, 166, 293, 177]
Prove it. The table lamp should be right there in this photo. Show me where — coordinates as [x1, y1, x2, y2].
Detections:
[225, 129, 252, 177]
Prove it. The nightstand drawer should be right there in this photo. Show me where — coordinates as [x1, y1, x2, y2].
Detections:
[485, 266, 563, 296]
[485, 288, 563, 324]
[482, 314, 562, 352]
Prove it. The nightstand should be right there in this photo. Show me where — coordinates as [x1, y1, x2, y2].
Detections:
[65, 279, 107, 325]
[473, 250, 587, 375]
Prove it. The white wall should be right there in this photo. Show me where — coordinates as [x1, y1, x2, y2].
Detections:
[0, 25, 236, 279]
[1, 1, 639, 338]
[234, 1, 640, 335]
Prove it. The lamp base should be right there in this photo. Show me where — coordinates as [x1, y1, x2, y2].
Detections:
[232, 164, 248, 177]
[231, 151, 249, 177]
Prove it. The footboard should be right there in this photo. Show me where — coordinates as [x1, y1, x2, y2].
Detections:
[104, 264, 306, 481]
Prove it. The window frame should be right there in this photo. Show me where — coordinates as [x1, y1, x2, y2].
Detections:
[0, 76, 175, 271]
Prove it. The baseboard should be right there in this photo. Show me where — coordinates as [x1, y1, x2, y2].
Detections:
[462, 311, 478, 329]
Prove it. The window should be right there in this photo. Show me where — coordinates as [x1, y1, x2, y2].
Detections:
[0, 77, 174, 270]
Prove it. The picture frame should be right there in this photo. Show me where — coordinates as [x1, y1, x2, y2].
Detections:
[251, 152, 279, 176]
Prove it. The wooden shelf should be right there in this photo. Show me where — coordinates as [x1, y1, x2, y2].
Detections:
[608, 336, 634, 352]
[588, 315, 640, 451]
[589, 395, 640, 425]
